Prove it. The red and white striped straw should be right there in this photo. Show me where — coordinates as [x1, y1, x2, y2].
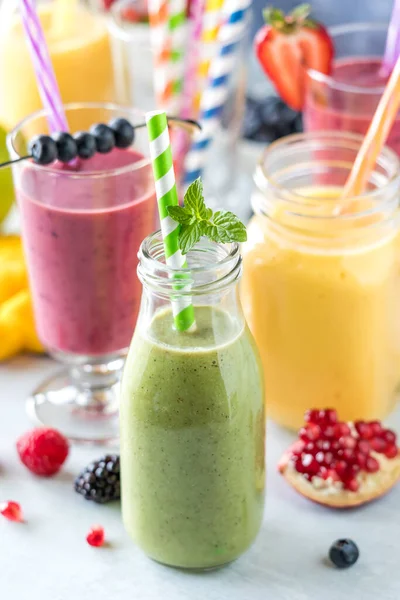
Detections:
[19, 0, 68, 132]
[148, 0, 173, 110]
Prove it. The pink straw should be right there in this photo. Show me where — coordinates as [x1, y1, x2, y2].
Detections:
[181, 0, 205, 119]
[19, 0, 68, 132]
[382, 0, 400, 77]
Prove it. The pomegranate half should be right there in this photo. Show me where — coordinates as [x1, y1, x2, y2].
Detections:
[279, 409, 400, 508]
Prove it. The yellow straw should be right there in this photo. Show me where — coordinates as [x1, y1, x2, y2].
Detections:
[194, 0, 224, 113]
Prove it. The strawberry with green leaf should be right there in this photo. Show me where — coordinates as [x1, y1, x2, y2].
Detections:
[167, 178, 247, 255]
[254, 3, 334, 111]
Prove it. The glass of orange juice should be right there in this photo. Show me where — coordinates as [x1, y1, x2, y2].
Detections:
[241, 131, 400, 430]
[0, 0, 116, 132]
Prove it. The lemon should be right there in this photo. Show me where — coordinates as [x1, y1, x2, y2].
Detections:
[0, 124, 15, 226]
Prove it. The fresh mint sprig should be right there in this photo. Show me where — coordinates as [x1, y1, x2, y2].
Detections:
[167, 178, 247, 255]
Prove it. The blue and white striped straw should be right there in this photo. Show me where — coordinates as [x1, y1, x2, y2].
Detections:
[184, 0, 251, 184]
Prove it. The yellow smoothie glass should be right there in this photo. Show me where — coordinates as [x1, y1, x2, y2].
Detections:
[0, 0, 115, 132]
[241, 132, 400, 430]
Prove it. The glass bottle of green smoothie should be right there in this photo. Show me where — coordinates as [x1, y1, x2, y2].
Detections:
[120, 232, 265, 570]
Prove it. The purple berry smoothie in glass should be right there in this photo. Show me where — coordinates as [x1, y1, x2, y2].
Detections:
[304, 23, 400, 155]
[19, 148, 155, 356]
[8, 103, 156, 444]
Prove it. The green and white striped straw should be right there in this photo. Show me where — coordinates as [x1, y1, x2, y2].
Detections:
[168, 0, 187, 113]
[146, 110, 196, 332]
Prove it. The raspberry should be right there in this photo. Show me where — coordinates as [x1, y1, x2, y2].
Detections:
[86, 525, 105, 547]
[16, 428, 69, 476]
[0, 501, 23, 522]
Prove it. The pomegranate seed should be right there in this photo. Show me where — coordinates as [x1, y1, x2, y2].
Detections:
[304, 409, 321, 424]
[323, 409, 338, 424]
[326, 468, 340, 482]
[316, 439, 331, 451]
[355, 453, 367, 469]
[301, 454, 320, 475]
[291, 440, 306, 456]
[305, 442, 317, 454]
[339, 436, 357, 450]
[357, 440, 370, 454]
[301, 424, 321, 442]
[384, 445, 398, 459]
[347, 463, 361, 477]
[370, 438, 387, 453]
[0, 501, 23, 522]
[319, 466, 328, 479]
[382, 430, 397, 445]
[331, 441, 340, 453]
[316, 451, 325, 463]
[86, 525, 105, 547]
[365, 456, 380, 473]
[369, 421, 382, 436]
[324, 426, 336, 439]
[342, 448, 355, 462]
[335, 460, 348, 478]
[323, 452, 334, 466]
[354, 421, 373, 439]
[294, 456, 308, 474]
[333, 423, 351, 439]
[344, 478, 359, 492]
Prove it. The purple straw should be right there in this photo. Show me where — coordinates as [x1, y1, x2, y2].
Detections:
[382, 0, 400, 77]
[19, 0, 68, 132]
[181, 0, 205, 118]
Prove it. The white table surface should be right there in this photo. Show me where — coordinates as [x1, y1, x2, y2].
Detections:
[1, 355, 400, 600]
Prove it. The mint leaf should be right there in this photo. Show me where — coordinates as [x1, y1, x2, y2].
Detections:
[179, 222, 202, 255]
[184, 177, 211, 220]
[166, 177, 247, 254]
[205, 211, 247, 244]
[167, 205, 194, 224]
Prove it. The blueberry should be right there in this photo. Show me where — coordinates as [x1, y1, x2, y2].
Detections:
[260, 96, 298, 128]
[109, 118, 135, 148]
[73, 131, 97, 159]
[52, 132, 78, 163]
[29, 135, 58, 165]
[242, 99, 263, 140]
[90, 123, 115, 154]
[329, 539, 359, 569]
[293, 112, 304, 134]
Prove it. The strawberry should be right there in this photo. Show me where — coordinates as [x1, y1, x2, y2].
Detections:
[121, 6, 144, 22]
[254, 3, 334, 111]
[102, 0, 116, 9]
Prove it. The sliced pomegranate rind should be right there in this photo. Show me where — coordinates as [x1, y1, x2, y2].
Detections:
[279, 444, 400, 508]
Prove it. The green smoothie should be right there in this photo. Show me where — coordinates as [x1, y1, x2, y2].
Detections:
[120, 305, 265, 569]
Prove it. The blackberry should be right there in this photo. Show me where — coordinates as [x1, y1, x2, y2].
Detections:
[74, 454, 120, 504]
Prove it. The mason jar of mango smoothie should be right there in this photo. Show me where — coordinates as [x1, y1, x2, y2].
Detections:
[241, 131, 400, 430]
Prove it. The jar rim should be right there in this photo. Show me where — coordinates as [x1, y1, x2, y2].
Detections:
[255, 131, 400, 220]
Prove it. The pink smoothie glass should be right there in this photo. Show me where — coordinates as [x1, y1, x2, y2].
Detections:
[304, 23, 400, 155]
[8, 103, 157, 444]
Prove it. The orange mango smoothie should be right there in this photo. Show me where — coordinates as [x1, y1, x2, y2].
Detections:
[0, 1, 115, 132]
[241, 186, 400, 430]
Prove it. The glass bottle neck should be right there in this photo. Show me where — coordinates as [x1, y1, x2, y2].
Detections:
[136, 233, 245, 342]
